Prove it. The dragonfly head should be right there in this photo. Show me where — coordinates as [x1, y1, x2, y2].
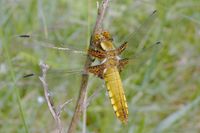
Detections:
[92, 30, 114, 50]
[101, 31, 113, 42]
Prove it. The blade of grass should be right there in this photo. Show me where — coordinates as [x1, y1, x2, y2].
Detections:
[2, 36, 29, 133]
[155, 95, 200, 133]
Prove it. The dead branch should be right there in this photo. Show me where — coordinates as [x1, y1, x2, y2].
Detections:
[67, 0, 110, 133]
[39, 61, 71, 133]
[57, 99, 73, 117]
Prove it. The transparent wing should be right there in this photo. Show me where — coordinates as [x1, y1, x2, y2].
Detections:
[11, 28, 91, 91]
[17, 34, 87, 55]
[120, 41, 162, 84]
[122, 10, 158, 55]
[21, 66, 84, 87]
[125, 41, 162, 71]
[22, 67, 84, 79]
[12, 30, 89, 70]
[116, 10, 161, 73]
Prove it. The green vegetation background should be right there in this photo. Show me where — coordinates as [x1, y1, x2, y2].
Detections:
[0, 0, 200, 133]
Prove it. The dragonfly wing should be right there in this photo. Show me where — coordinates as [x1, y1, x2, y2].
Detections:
[17, 34, 87, 55]
[121, 10, 158, 56]
[122, 41, 162, 73]
[114, 10, 161, 75]
[12, 32, 89, 71]
[11, 30, 90, 92]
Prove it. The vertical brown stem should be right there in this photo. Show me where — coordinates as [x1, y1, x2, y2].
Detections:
[67, 0, 110, 133]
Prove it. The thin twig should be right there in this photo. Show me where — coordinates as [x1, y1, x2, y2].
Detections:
[86, 86, 104, 107]
[57, 99, 73, 117]
[39, 61, 62, 133]
[67, 0, 110, 133]
[82, 87, 87, 133]
[92, 0, 109, 34]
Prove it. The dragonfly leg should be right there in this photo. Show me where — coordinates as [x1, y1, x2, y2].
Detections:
[88, 48, 107, 59]
[118, 58, 129, 72]
[116, 41, 128, 55]
[105, 42, 128, 57]
[87, 64, 106, 79]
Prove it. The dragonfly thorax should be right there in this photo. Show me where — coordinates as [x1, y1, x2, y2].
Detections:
[100, 41, 115, 51]
[103, 57, 120, 68]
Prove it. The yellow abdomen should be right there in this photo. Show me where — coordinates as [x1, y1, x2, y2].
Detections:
[104, 67, 128, 123]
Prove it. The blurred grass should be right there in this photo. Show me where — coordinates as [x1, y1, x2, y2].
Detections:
[0, 0, 200, 133]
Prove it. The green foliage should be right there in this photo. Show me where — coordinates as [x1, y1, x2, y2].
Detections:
[0, 0, 200, 132]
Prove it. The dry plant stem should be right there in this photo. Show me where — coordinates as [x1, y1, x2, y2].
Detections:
[67, 0, 110, 133]
[57, 99, 73, 116]
[39, 62, 62, 133]
[93, 0, 109, 34]
[86, 87, 104, 107]
[82, 87, 87, 133]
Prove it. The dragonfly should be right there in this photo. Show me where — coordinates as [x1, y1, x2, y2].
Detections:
[16, 10, 160, 123]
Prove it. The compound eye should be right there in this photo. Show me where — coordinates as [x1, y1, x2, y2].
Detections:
[93, 34, 101, 42]
[102, 31, 113, 41]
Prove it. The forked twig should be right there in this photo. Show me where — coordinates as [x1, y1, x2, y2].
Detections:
[39, 61, 71, 133]
[67, 0, 110, 133]
[57, 99, 73, 117]
[39, 62, 62, 133]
